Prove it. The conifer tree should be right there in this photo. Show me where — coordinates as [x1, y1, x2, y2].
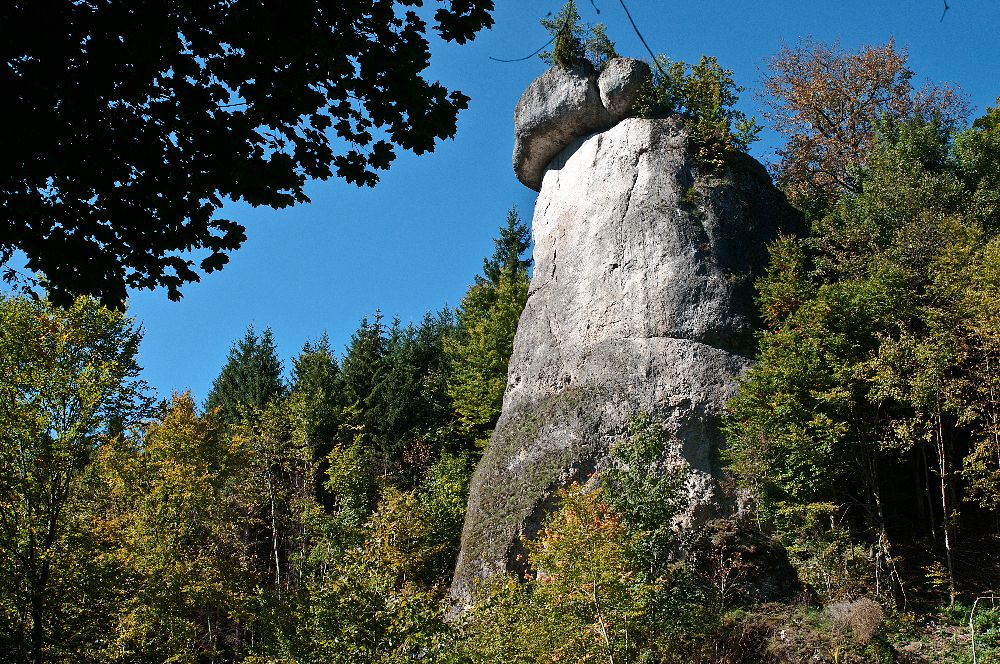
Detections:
[478, 207, 532, 287]
[339, 313, 387, 411]
[291, 333, 340, 397]
[339, 311, 460, 484]
[338, 313, 398, 476]
[380, 312, 461, 480]
[447, 210, 532, 435]
[540, 0, 584, 68]
[539, 1, 617, 71]
[289, 333, 341, 446]
[205, 325, 286, 426]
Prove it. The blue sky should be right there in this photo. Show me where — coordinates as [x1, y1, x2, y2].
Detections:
[125, 0, 1000, 401]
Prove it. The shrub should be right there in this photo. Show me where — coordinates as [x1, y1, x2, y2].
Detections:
[827, 597, 885, 645]
[633, 56, 761, 173]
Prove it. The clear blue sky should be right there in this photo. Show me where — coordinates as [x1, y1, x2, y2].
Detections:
[125, 0, 1000, 401]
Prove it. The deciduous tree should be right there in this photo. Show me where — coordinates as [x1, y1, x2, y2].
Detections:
[93, 394, 249, 662]
[725, 112, 1000, 603]
[0, 295, 149, 663]
[761, 39, 967, 210]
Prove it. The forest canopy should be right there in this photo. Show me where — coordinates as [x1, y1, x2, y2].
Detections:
[0, 209, 531, 664]
[3, 15, 1000, 662]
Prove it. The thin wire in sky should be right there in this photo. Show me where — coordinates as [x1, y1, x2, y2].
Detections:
[489, 6, 569, 64]
[615, 0, 666, 77]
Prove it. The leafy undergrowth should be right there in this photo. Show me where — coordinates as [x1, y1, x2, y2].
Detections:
[703, 596, 1000, 664]
[708, 601, 893, 663]
[888, 599, 1000, 664]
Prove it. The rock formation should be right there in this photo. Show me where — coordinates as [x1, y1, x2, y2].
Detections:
[513, 58, 650, 191]
[451, 63, 803, 605]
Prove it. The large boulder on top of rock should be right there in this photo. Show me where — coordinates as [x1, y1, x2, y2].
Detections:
[598, 57, 650, 121]
[512, 62, 609, 191]
[451, 116, 804, 606]
[513, 58, 650, 191]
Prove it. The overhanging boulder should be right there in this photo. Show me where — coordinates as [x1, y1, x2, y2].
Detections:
[512, 58, 650, 190]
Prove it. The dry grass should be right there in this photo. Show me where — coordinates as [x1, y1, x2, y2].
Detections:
[826, 597, 885, 645]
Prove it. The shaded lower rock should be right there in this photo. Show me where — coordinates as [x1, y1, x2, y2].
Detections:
[687, 516, 802, 606]
[451, 117, 803, 606]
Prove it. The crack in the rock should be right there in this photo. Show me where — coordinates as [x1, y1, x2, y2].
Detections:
[619, 147, 647, 224]
[545, 309, 559, 347]
[583, 333, 749, 359]
[590, 132, 603, 170]
[613, 144, 648, 273]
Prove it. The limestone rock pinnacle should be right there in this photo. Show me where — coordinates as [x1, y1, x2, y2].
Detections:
[452, 113, 803, 606]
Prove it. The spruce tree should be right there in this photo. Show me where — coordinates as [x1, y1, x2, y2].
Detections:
[378, 312, 461, 483]
[339, 313, 387, 410]
[478, 207, 532, 287]
[448, 209, 533, 437]
[205, 325, 285, 426]
[540, 0, 585, 68]
[289, 333, 341, 446]
[445, 274, 529, 431]
[539, 1, 617, 70]
[291, 333, 339, 396]
[341, 311, 461, 485]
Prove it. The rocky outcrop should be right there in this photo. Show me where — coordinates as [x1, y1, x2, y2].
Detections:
[688, 517, 801, 605]
[513, 58, 650, 190]
[452, 113, 803, 605]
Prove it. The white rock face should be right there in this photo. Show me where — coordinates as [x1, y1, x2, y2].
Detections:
[451, 117, 802, 604]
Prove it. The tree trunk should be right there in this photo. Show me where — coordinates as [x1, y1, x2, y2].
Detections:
[922, 443, 937, 538]
[268, 470, 281, 595]
[862, 446, 906, 605]
[911, 453, 927, 534]
[592, 580, 615, 664]
[30, 589, 44, 664]
[934, 402, 956, 605]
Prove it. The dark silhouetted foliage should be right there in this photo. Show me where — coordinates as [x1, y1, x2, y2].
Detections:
[1, 0, 494, 306]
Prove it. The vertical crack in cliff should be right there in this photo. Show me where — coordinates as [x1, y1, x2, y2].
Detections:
[614, 145, 647, 279]
[620, 147, 647, 225]
[590, 132, 604, 170]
